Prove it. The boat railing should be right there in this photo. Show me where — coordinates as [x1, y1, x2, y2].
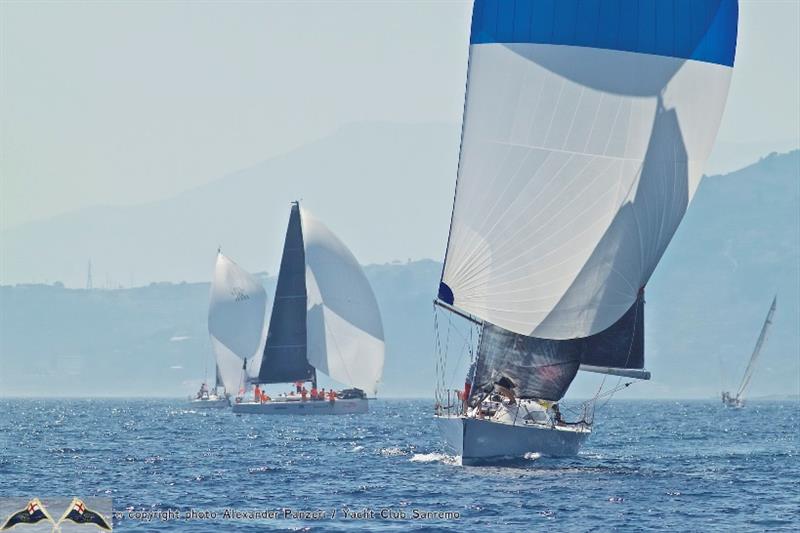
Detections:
[435, 389, 467, 417]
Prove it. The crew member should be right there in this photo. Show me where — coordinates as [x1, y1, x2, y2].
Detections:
[494, 376, 516, 405]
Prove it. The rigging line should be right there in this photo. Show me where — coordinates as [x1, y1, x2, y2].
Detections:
[588, 293, 642, 416]
[561, 86, 587, 152]
[451, 156, 616, 290]
[468, 151, 595, 258]
[453, 188, 624, 297]
[447, 143, 516, 281]
[542, 77, 567, 147]
[447, 325, 474, 391]
[446, 148, 562, 282]
[434, 305, 443, 404]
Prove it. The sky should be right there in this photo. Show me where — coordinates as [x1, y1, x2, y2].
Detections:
[1, 0, 799, 233]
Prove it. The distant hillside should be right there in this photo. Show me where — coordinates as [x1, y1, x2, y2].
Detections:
[0, 121, 460, 287]
[0, 260, 442, 398]
[1, 152, 798, 399]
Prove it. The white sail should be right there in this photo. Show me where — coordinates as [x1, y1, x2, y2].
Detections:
[301, 208, 385, 396]
[439, 0, 738, 339]
[736, 296, 777, 400]
[208, 252, 268, 393]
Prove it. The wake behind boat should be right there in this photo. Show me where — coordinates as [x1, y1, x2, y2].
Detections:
[722, 296, 777, 409]
[432, 0, 739, 464]
[232, 202, 384, 415]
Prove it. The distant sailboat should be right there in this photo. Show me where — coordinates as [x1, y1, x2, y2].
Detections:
[433, 0, 739, 464]
[232, 201, 385, 415]
[722, 296, 777, 409]
[191, 250, 267, 408]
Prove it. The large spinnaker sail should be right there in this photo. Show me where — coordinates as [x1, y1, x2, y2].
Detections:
[736, 296, 777, 400]
[208, 252, 268, 393]
[302, 208, 385, 396]
[439, 0, 739, 339]
[258, 203, 316, 384]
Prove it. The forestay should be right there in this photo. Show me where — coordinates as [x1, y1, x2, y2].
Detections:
[302, 208, 385, 396]
[439, 0, 739, 340]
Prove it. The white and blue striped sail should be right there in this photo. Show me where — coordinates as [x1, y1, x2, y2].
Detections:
[208, 252, 268, 394]
[439, 0, 739, 340]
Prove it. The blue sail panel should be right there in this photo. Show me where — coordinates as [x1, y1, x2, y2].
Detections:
[469, 0, 738, 67]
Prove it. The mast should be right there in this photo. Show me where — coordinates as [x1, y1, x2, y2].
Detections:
[256, 202, 315, 385]
[736, 296, 777, 400]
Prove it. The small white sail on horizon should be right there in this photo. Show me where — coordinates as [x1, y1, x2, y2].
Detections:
[723, 295, 777, 407]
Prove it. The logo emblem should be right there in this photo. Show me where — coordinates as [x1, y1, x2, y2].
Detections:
[56, 499, 112, 531]
[231, 286, 249, 302]
[1, 499, 55, 530]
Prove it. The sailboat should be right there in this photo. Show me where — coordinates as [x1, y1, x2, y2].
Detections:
[190, 366, 232, 409]
[433, 0, 739, 464]
[232, 202, 385, 415]
[190, 250, 268, 408]
[722, 296, 777, 409]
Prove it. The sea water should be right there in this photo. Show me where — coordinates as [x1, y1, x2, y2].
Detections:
[1, 399, 797, 531]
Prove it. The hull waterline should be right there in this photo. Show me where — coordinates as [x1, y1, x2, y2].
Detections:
[189, 398, 230, 409]
[435, 415, 590, 465]
[232, 398, 369, 415]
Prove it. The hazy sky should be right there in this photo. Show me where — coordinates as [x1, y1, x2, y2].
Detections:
[1, 0, 798, 232]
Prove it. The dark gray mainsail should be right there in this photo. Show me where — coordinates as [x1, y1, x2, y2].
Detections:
[471, 323, 581, 401]
[467, 291, 645, 402]
[578, 291, 645, 373]
[257, 202, 315, 384]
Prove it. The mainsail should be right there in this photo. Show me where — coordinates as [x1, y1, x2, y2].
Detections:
[735, 296, 777, 400]
[208, 252, 268, 393]
[438, 0, 738, 397]
[257, 203, 385, 394]
[258, 203, 315, 384]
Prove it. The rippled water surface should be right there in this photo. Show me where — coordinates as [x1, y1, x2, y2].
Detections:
[1, 399, 798, 531]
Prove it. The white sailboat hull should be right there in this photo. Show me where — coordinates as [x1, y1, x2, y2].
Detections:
[232, 398, 369, 415]
[189, 397, 230, 409]
[435, 415, 590, 465]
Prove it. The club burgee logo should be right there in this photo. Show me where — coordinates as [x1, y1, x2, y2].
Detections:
[55, 499, 111, 531]
[0, 499, 55, 530]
